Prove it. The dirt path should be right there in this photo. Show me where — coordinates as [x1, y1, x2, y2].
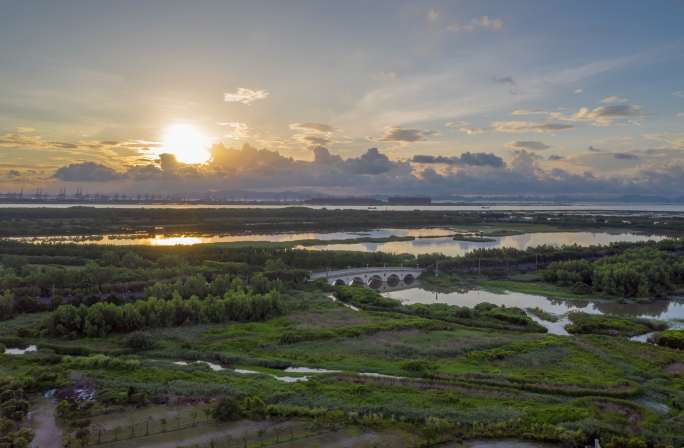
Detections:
[30, 398, 62, 448]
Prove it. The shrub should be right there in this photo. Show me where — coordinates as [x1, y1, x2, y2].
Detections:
[211, 396, 240, 422]
[124, 331, 154, 351]
[653, 329, 684, 349]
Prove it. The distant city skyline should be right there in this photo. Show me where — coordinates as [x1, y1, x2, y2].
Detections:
[1, 0, 684, 197]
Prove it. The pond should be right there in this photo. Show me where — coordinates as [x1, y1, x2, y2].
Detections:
[382, 287, 684, 336]
[301, 231, 667, 256]
[13, 228, 667, 257]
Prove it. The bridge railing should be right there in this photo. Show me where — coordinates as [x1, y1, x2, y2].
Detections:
[309, 266, 423, 279]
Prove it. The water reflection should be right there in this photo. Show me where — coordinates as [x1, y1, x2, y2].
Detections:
[13, 229, 665, 253]
[382, 287, 684, 323]
[302, 231, 667, 257]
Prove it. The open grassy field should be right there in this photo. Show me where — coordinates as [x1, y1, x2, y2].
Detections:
[2, 287, 683, 447]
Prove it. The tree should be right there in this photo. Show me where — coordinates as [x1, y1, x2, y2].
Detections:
[211, 396, 240, 422]
[0, 290, 14, 321]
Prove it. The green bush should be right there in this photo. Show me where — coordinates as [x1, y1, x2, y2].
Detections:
[565, 312, 666, 336]
[124, 331, 155, 351]
[211, 396, 241, 422]
[653, 329, 684, 349]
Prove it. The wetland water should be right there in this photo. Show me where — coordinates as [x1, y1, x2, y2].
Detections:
[13, 228, 667, 256]
[382, 287, 684, 335]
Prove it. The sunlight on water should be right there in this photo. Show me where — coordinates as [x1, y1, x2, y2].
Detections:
[149, 235, 204, 246]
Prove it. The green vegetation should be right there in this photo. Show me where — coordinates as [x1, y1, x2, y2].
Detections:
[3, 206, 684, 237]
[451, 233, 497, 242]
[526, 307, 560, 322]
[0, 217, 683, 447]
[48, 290, 283, 338]
[544, 247, 684, 298]
[565, 312, 667, 336]
[653, 329, 684, 349]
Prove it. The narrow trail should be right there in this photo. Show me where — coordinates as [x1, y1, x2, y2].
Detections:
[30, 398, 62, 448]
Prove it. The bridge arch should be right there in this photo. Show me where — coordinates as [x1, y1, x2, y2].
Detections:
[333, 279, 347, 286]
[351, 277, 365, 287]
[403, 273, 415, 285]
[386, 274, 400, 287]
[368, 275, 384, 289]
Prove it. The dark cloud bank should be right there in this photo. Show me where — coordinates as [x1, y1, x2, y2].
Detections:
[52, 144, 684, 198]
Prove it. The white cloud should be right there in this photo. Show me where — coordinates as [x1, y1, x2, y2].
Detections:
[289, 122, 334, 133]
[445, 121, 488, 135]
[223, 88, 270, 105]
[673, 91, 684, 99]
[601, 96, 628, 104]
[492, 121, 574, 133]
[549, 104, 643, 126]
[574, 88, 584, 94]
[378, 127, 436, 142]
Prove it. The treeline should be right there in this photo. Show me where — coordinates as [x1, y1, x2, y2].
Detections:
[47, 290, 283, 338]
[3, 206, 684, 237]
[544, 248, 684, 297]
[431, 238, 684, 276]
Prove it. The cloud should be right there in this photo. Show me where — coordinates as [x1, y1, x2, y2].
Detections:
[39, 144, 684, 198]
[676, 112, 684, 118]
[289, 122, 335, 148]
[296, 134, 331, 147]
[223, 88, 270, 105]
[217, 122, 249, 140]
[54, 162, 123, 182]
[548, 155, 563, 161]
[412, 152, 504, 168]
[673, 91, 684, 99]
[601, 96, 628, 104]
[378, 127, 436, 142]
[507, 140, 551, 151]
[492, 121, 574, 133]
[447, 16, 504, 32]
[446, 122, 488, 135]
[343, 148, 398, 175]
[550, 103, 643, 126]
[588, 145, 602, 152]
[511, 109, 545, 116]
[574, 89, 584, 94]
[613, 152, 639, 160]
[289, 122, 334, 133]
[642, 133, 684, 149]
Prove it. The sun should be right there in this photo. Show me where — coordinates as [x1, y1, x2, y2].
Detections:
[161, 123, 212, 164]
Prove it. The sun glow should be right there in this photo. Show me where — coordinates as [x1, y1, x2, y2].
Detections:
[161, 123, 212, 164]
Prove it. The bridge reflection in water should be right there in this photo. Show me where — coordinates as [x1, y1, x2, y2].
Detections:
[309, 267, 424, 290]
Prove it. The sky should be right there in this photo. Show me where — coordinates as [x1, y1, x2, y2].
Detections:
[1, 0, 684, 198]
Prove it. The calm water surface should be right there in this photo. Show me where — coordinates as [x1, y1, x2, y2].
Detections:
[3, 202, 684, 212]
[16, 229, 667, 256]
[382, 287, 684, 335]
[300, 231, 667, 256]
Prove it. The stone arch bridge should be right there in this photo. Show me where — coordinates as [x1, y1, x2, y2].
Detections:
[309, 266, 424, 289]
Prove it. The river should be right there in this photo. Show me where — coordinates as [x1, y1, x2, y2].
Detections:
[382, 287, 684, 336]
[11, 229, 667, 257]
